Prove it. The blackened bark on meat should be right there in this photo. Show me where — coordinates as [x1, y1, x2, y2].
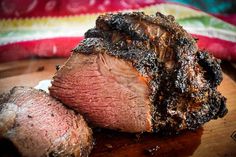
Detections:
[69, 12, 227, 133]
[73, 38, 107, 55]
[186, 90, 227, 130]
[196, 51, 223, 87]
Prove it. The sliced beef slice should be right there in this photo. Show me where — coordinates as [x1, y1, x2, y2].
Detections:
[49, 12, 227, 133]
[50, 52, 152, 132]
[0, 86, 93, 157]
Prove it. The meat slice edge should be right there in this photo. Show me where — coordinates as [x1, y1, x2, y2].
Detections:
[0, 86, 93, 157]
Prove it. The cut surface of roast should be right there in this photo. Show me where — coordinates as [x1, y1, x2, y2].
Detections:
[50, 52, 152, 132]
[50, 12, 227, 133]
[0, 86, 93, 157]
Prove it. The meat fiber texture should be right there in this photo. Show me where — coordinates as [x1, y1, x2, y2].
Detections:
[0, 87, 93, 157]
[50, 12, 228, 134]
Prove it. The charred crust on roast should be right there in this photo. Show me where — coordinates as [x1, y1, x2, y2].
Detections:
[71, 12, 227, 133]
[73, 38, 107, 54]
[196, 51, 223, 87]
[186, 90, 227, 130]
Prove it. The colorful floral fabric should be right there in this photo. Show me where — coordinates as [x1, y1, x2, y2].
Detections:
[0, 0, 235, 62]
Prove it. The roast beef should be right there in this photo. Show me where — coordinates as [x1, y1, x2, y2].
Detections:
[49, 12, 227, 133]
[0, 86, 93, 157]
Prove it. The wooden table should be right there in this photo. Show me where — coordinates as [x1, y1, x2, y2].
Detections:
[0, 58, 236, 157]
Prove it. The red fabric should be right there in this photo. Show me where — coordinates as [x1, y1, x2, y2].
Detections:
[1, 35, 235, 62]
[0, 0, 163, 19]
[193, 34, 236, 61]
[0, 37, 83, 62]
[0, 0, 235, 62]
[213, 14, 236, 26]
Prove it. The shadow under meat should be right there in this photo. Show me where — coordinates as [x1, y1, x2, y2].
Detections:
[0, 137, 21, 157]
[0, 127, 203, 157]
[91, 127, 203, 157]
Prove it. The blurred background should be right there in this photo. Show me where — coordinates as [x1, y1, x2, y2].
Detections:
[0, 0, 235, 62]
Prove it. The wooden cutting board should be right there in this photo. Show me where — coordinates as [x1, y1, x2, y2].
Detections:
[0, 58, 235, 157]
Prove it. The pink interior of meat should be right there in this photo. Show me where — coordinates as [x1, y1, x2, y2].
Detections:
[0, 87, 91, 156]
[9, 88, 75, 142]
[50, 53, 152, 132]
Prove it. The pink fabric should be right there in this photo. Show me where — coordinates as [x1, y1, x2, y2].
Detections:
[213, 14, 236, 26]
[193, 34, 236, 61]
[0, 0, 235, 62]
[0, 0, 163, 18]
[0, 37, 82, 62]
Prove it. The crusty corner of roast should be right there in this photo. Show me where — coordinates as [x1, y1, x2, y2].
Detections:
[0, 86, 93, 157]
[186, 89, 227, 130]
[196, 50, 223, 87]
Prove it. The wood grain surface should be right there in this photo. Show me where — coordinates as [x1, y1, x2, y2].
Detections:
[0, 58, 235, 157]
